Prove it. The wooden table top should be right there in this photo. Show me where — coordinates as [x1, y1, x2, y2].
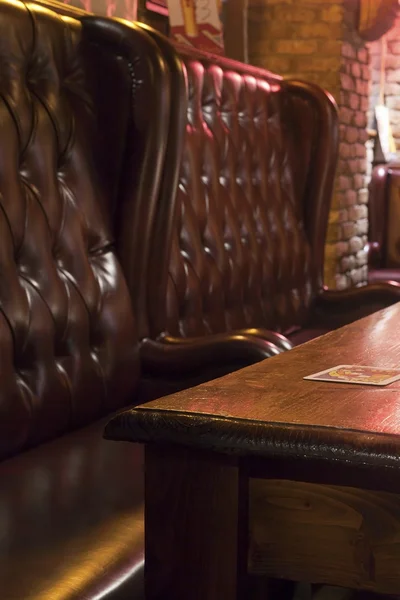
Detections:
[138, 304, 400, 433]
[106, 303, 400, 474]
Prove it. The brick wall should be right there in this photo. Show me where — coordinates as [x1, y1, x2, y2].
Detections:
[248, 0, 370, 289]
[369, 14, 400, 151]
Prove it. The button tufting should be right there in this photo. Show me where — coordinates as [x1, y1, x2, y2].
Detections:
[0, 0, 139, 461]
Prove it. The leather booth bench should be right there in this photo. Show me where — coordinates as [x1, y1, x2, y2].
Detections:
[118, 40, 400, 399]
[0, 3, 280, 597]
[2, 2, 400, 598]
[0, 4, 272, 597]
[0, 1, 173, 597]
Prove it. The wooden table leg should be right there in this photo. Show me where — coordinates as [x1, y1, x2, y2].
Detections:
[145, 444, 247, 600]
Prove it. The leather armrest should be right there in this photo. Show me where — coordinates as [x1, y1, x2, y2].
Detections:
[365, 241, 382, 269]
[309, 282, 400, 331]
[318, 282, 400, 307]
[233, 328, 293, 352]
[314, 283, 400, 329]
[140, 332, 283, 376]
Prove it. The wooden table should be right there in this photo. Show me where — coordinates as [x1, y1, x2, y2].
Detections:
[106, 303, 400, 599]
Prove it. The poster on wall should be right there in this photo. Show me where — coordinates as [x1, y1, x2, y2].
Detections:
[146, 0, 168, 15]
[65, 0, 138, 20]
[166, 0, 225, 55]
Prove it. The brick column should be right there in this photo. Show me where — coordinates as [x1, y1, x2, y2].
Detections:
[248, 0, 370, 289]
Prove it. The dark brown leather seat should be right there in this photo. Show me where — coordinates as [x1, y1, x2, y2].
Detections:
[114, 43, 400, 397]
[368, 162, 400, 283]
[0, 1, 171, 596]
[0, 424, 144, 600]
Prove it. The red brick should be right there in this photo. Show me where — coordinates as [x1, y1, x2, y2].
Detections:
[360, 96, 369, 111]
[386, 83, 400, 95]
[359, 129, 369, 144]
[342, 42, 356, 59]
[321, 5, 343, 23]
[369, 42, 381, 57]
[258, 0, 293, 4]
[349, 93, 359, 110]
[299, 22, 338, 38]
[345, 127, 358, 143]
[275, 39, 318, 54]
[356, 142, 366, 157]
[249, 39, 274, 53]
[348, 159, 359, 174]
[345, 189, 357, 205]
[319, 40, 343, 55]
[361, 65, 370, 81]
[388, 41, 400, 55]
[384, 55, 400, 69]
[251, 56, 292, 72]
[356, 79, 368, 95]
[350, 144, 358, 158]
[261, 21, 297, 38]
[340, 72, 355, 91]
[273, 6, 316, 23]
[351, 62, 361, 78]
[370, 54, 381, 71]
[296, 56, 340, 72]
[358, 188, 368, 204]
[342, 222, 356, 239]
[339, 142, 351, 158]
[358, 159, 367, 173]
[354, 174, 364, 189]
[353, 111, 367, 128]
[339, 106, 352, 124]
[357, 48, 368, 64]
[386, 69, 400, 82]
[338, 175, 352, 190]
[392, 124, 400, 137]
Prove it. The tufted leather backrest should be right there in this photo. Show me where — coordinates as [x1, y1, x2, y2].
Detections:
[0, 0, 147, 460]
[152, 47, 338, 339]
[368, 163, 400, 269]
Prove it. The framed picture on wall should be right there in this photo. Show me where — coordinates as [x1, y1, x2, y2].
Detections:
[146, 0, 168, 15]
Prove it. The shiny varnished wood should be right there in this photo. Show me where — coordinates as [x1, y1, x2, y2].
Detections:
[137, 304, 400, 438]
[107, 304, 400, 597]
[249, 479, 400, 594]
[145, 444, 296, 600]
[145, 444, 245, 600]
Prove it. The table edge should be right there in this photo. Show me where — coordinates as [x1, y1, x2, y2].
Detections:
[104, 407, 400, 472]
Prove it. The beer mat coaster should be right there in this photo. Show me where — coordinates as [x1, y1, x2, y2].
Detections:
[303, 365, 400, 386]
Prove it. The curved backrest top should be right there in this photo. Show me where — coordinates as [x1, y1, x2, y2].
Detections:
[0, 0, 152, 459]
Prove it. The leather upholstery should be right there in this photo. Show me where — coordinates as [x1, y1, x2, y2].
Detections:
[118, 30, 290, 400]
[0, 420, 144, 600]
[0, 0, 140, 461]
[106, 302, 400, 495]
[164, 58, 322, 337]
[142, 46, 339, 343]
[368, 163, 391, 270]
[368, 163, 400, 283]
[135, 43, 400, 376]
[0, 2, 173, 597]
